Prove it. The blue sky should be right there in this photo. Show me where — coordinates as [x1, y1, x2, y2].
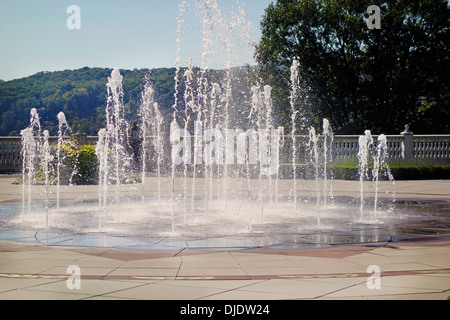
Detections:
[0, 0, 273, 81]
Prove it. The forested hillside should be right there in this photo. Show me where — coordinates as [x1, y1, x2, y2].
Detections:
[0, 67, 176, 136]
[0, 66, 257, 137]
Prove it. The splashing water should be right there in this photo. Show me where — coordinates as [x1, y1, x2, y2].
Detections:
[290, 59, 300, 214]
[357, 131, 372, 221]
[322, 119, 334, 206]
[373, 134, 395, 215]
[105, 67, 129, 222]
[20, 127, 36, 218]
[56, 111, 70, 209]
[41, 130, 52, 229]
[7, 1, 400, 245]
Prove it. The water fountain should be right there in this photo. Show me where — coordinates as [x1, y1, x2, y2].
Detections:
[0, 0, 415, 250]
[56, 111, 70, 209]
[290, 59, 300, 215]
[41, 130, 52, 229]
[139, 74, 164, 203]
[20, 108, 41, 218]
[20, 127, 36, 219]
[358, 131, 371, 221]
[308, 126, 320, 226]
[322, 118, 333, 206]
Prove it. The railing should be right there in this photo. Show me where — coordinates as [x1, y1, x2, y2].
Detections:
[0, 133, 98, 173]
[332, 135, 404, 160]
[0, 137, 22, 173]
[1, 127, 449, 173]
[413, 135, 449, 161]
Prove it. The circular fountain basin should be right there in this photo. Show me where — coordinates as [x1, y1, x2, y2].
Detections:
[1, 196, 448, 251]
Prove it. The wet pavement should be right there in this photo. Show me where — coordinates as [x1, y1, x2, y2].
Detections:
[0, 177, 449, 300]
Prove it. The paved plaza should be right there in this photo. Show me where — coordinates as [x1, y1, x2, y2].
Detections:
[0, 176, 449, 300]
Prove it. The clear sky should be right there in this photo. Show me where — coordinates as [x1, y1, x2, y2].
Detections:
[0, 0, 273, 81]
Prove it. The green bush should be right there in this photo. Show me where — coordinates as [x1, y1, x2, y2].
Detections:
[54, 142, 99, 185]
[331, 165, 358, 180]
[330, 164, 450, 180]
[389, 165, 450, 180]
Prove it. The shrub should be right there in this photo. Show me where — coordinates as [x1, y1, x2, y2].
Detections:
[389, 165, 450, 180]
[54, 142, 99, 185]
[331, 165, 359, 180]
[330, 163, 450, 180]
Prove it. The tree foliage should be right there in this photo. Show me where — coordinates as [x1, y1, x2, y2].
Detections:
[0, 66, 255, 137]
[256, 0, 450, 134]
[0, 67, 176, 136]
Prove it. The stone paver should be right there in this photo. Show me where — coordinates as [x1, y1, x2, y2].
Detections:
[0, 239, 449, 300]
[0, 177, 449, 301]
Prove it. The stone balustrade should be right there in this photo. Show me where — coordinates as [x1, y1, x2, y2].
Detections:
[0, 137, 22, 173]
[332, 134, 405, 161]
[0, 133, 98, 173]
[413, 135, 449, 161]
[0, 127, 449, 173]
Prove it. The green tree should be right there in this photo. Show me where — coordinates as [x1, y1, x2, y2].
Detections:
[256, 0, 450, 134]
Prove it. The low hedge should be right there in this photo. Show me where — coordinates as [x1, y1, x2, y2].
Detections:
[331, 165, 450, 180]
[389, 165, 450, 180]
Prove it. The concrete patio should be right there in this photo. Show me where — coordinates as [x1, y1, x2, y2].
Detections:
[0, 176, 449, 300]
[0, 239, 449, 300]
